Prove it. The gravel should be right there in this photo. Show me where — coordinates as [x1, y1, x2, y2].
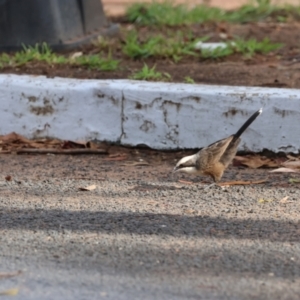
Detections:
[0, 153, 299, 299]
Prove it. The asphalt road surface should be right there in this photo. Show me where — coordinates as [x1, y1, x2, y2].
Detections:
[0, 152, 299, 299]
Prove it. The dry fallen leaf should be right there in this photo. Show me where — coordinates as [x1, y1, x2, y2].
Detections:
[279, 196, 292, 204]
[258, 198, 273, 203]
[219, 179, 267, 186]
[0, 288, 19, 296]
[289, 178, 300, 184]
[5, 175, 12, 181]
[78, 184, 97, 191]
[234, 155, 279, 169]
[183, 209, 198, 215]
[0, 132, 48, 150]
[0, 270, 22, 280]
[62, 140, 86, 149]
[1, 132, 32, 144]
[69, 51, 83, 60]
[86, 141, 99, 150]
[286, 155, 299, 161]
[269, 167, 299, 173]
[16, 148, 107, 155]
[172, 184, 186, 189]
[282, 160, 300, 169]
[0, 132, 108, 154]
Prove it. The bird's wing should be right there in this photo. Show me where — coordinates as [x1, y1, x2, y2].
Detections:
[219, 137, 241, 168]
[195, 136, 233, 171]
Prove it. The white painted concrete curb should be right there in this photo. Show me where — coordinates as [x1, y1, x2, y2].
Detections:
[0, 74, 299, 152]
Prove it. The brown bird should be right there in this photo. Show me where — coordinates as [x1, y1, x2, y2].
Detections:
[173, 108, 262, 188]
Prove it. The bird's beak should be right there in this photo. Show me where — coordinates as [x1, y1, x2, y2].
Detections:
[173, 166, 178, 173]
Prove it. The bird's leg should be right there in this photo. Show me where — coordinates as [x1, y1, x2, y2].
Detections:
[203, 182, 216, 190]
[170, 170, 177, 181]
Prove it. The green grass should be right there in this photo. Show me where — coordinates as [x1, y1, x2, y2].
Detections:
[184, 76, 195, 84]
[201, 46, 234, 59]
[122, 29, 282, 60]
[226, 0, 277, 23]
[0, 36, 282, 73]
[126, 0, 300, 26]
[123, 31, 162, 59]
[130, 64, 171, 81]
[123, 30, 206, 61]
[16, 43, 67, 65]
[0, 43, 119, 71]
[73, 53, 119, 71]
[0, 43, 67, 68]
[199, 38, 282, 59]
[0, 20, 284, 80]
[0, 53, 11, 68]
[127, 2, 224, 26]
[234, 37, 282, 57]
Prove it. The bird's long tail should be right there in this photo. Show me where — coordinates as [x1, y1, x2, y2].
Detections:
[233, 108, 262, 141]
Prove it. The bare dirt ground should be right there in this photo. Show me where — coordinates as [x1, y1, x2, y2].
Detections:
[102, 0, 300, 16]
[1, 21, 300, 88]
[0, 150, 300, 299]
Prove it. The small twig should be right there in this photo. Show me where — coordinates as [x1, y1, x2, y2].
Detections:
[0, 270, 22, 280]
[0, 151, 12, 154]
[16, 148, 108, 155]
[218, 179, 267, 186]
[178, 179, 193, 185]
[121, 162, 149, 166]
[65, 177, 105, 180]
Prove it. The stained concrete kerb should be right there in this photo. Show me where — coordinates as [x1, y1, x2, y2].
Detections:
[0, 74, 299, 153]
